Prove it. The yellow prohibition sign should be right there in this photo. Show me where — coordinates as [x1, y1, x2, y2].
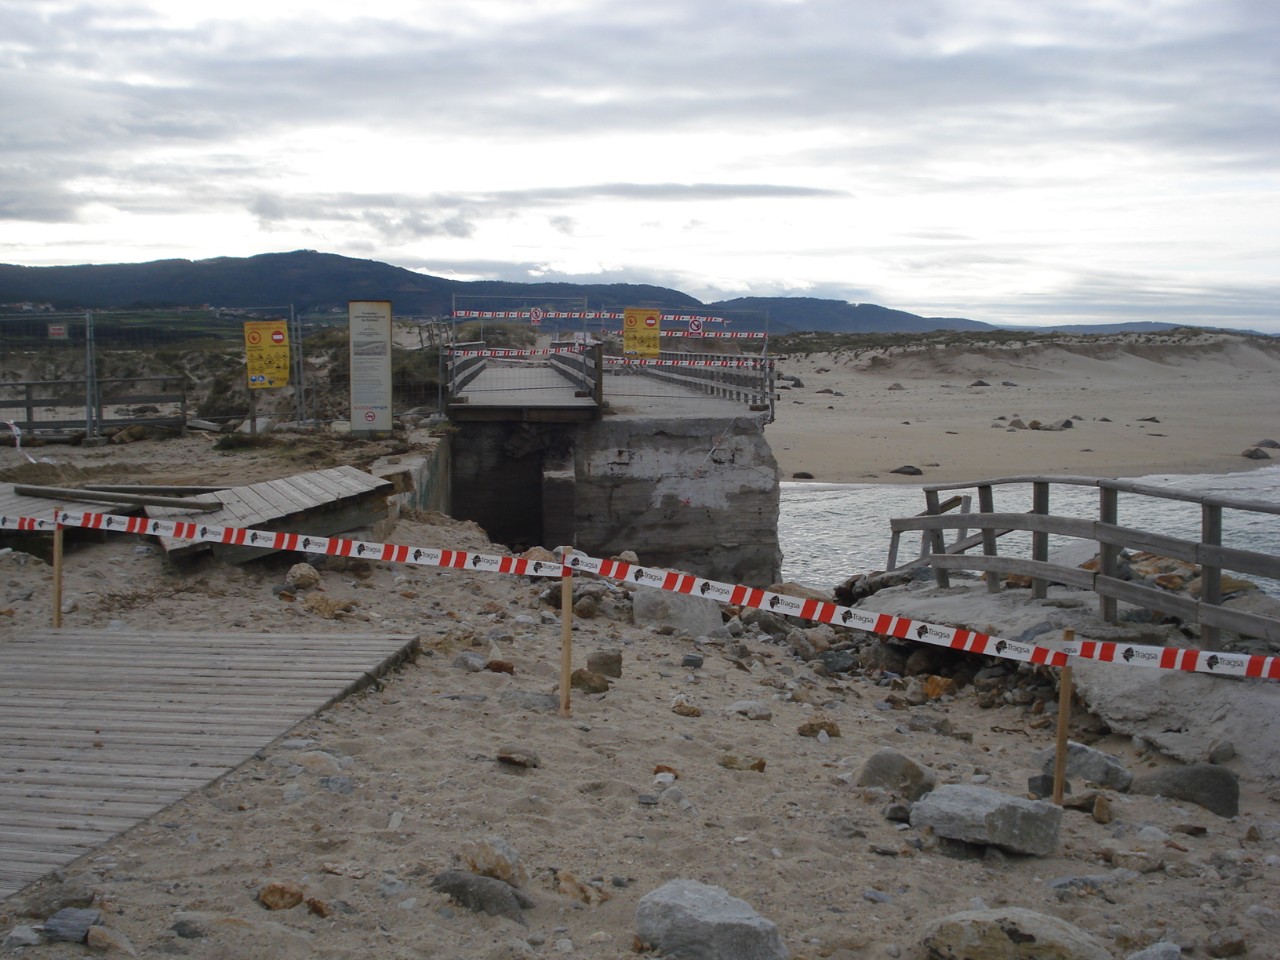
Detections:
[244, 319, 290, 389]
[622, 307, 660, 359]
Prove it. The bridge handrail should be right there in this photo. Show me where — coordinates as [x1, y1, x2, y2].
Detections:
[888, 475, 1280, 647]
[547, 343, 603, 402]
[603, 351, 775, 417]
[447, 353, 488, 395]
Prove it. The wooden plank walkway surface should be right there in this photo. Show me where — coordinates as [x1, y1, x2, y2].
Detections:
[0, 628, 418, 901]
[146, 464, 393, 563]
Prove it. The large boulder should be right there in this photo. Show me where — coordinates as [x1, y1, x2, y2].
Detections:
[855, 747, 937, 801]
[1129, 763, 1239, 818]
[1035, 741, 1133, 791]
[915, 906, 1111, 960]
[910, 784, 1061, 856]
[632, 587, 724, 637]
[635, 879, 788, 960]
[1068, 661, 1280, 781]
[429, 870, 533, 925]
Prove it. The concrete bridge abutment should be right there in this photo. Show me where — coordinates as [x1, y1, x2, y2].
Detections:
[449, 413, 781, 585]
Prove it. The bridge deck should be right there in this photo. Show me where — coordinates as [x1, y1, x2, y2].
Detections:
[0, 628, 418, 901]
[452, 366, 755, 421]
[450, 366, 597, 422]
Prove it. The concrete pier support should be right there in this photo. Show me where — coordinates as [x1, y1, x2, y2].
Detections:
[575, 413, 780, 585]
[448, 413, 780, 586]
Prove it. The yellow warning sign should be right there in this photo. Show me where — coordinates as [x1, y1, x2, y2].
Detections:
[244, 320, 290, 389]
[623, 307, 660, 358]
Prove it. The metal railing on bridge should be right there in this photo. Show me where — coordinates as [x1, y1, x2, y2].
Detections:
[602, 352, 774, 416]
[446, 342, 775, 421]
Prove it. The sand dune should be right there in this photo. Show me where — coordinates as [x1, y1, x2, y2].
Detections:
[767, 332, 1280, 484]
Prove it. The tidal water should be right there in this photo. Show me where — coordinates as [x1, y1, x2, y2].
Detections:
[778, 464, 1280, 597]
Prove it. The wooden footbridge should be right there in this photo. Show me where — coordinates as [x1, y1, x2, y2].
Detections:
[0, 628, 418, 901]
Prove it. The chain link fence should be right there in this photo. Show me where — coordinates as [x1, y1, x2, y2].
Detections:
[0, 303, 768, 443]
[0, 308, 462, 440]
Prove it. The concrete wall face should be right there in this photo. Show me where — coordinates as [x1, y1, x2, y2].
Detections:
[451, 422, 574, 550]
[449, 415, 781, 585]
[575, 415, 781, 586]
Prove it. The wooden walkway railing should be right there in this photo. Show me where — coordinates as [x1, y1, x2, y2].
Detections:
[0, 376, 187, 437]
[888, 475, 1280, 648]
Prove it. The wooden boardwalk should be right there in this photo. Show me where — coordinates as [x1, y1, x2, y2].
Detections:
[0, 628, 418, 901]
[146, 464, 392, 562]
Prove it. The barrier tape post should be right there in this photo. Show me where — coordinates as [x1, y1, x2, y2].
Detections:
[51, 522, 64, 629]
[559, 549, 573, 717]
[1052, 629, 1075, 804]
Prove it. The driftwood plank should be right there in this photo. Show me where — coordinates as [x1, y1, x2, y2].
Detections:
[13, 484, 219, 512]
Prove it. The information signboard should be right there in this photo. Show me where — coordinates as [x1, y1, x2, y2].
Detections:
[348, 300, 393, 433]
[244, 320, 290, 388]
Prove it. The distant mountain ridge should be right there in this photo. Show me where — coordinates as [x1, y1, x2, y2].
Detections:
[0, 249, 1190, 335]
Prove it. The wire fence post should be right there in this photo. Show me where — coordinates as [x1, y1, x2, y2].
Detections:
[83, 311, 96, 440]
[290, 303, 307, 426]
[1052, 629, 1075, 804]
[52, 520, 64, 629]
[559, 549, 574, 717]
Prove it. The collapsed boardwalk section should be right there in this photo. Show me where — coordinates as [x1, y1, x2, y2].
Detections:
[0, 629, 418, 901]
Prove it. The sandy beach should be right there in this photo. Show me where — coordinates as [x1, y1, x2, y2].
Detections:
[1, 330, 1278, 959]
[768, 332, 1280, 484]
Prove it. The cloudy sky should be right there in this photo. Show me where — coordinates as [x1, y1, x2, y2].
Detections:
[2, 0, 1277, 329]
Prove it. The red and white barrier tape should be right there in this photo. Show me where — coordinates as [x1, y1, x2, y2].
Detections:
[3, 421, 37, 464]
[604, 358, 773, 369]
[452, 310, 730, 323]
[602, 330, 767, 340]
[447, 346, 585, 358]
[2, 510, 1275, 682]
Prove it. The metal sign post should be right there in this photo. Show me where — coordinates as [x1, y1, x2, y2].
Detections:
[83, 311, 96, 439]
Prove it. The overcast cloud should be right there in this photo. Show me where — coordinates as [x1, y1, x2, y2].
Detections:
[1, 0, 1276, 329]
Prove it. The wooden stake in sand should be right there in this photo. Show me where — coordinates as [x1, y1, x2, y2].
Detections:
[51, 523, 64, 629]
[1052, 628, 1075, 804]
[559, 551, 573, 717]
